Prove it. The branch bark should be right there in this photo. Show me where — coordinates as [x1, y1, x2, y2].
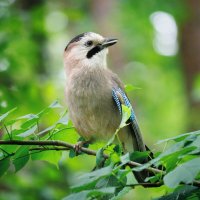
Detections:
[1, 139, 200, 188]
[0, 139, 162, 174]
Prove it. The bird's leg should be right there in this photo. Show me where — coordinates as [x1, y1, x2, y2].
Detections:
[74, 138, 90, 155]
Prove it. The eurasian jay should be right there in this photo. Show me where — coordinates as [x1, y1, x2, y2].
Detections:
[64, 32, 149, 183]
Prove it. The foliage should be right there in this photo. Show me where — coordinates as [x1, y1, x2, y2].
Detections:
[0, 104, 200, 200]
[0, 0, 199, 199]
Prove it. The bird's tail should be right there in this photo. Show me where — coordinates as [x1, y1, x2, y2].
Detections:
[120, 118, 153, 184]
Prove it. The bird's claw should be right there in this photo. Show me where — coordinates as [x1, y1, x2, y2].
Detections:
[74, 141, 85, 154]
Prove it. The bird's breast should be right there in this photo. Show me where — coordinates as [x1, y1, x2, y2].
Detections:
[66, 68, 121, 140]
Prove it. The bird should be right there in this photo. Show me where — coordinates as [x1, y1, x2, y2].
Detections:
[64, 32, 149, 183]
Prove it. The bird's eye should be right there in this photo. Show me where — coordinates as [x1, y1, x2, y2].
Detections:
[85, 40, 93, 47]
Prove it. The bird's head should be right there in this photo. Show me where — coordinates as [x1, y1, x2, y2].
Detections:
[64, 32, 117, 73]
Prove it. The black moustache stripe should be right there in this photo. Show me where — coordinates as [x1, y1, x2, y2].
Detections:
[86, 45, 102, 59]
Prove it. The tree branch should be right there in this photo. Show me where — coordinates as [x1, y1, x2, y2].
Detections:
[126, 182, 163, 188]
[0, 139, 163, 173]
[1, 139, 200, 188]
[126, 180, 200, 188]
[0, 140, 96, 156]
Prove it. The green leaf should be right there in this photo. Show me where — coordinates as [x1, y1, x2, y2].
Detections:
[13, 146, 29, 172]
[155, 185, 200, 200]
[110, 152, 120, 164]
[18, 125, 37, 137]
[49, 100, 62, 108]
[72, 166, 113, 191]
[13, 114, 39, 128]
[107, 134, 116, 146]
[119, 105, 131, 128]
[63, 187, 115, 200]
[145, 174, 162, 183]
[120, 153, 130, 165]
[134, 140, 196, 172]
[57, 112, 68, 125]
[31, 150, 61, 168]
[164, 157, 200, 188]
[116, 169, 129, 184]
[37, 125, 56, 137]
[0, 107, 17, 122]
[79, 165, 112, 180]
[69, 149, 76, 158]
[5, 119, 20, 126]
[37, 100, 62, 118]
[17, 113, 39, 120]
[63, 191, 88, 200]
[0, 157, 10, 177]
[125, 84, 141, 92]
[157, 130, 200, 144]
[53, 127, 78, 143]
[130, 151, 149, 163]
[96, 148, 105, 167]
[38, 113, 68, 138]
[21, 118, 38, 129]
[110, 187, 131, 200]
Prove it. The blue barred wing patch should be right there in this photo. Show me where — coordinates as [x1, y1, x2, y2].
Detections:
[112, 88, 135, 121]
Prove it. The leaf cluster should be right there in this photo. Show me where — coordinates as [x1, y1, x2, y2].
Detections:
[0, 102, 200, 199]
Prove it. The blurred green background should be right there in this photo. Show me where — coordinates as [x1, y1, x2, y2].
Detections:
[0, 0, 200, 199]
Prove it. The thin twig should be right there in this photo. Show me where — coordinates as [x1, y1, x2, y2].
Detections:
[126, 182, 163, 188]
[3, 125, 11, 140]
[30, 147, 69, 151]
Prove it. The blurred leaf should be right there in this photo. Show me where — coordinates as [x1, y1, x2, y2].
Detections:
[49, 100, 62, 108]
[31, 150, 61, 168]
[157, 130, 200, 144]
[134, 140, 196, 172]
[13, 146, 29, 172]
[21, 118, 38, 129]
[0, 157, 10, 177]
[120, 105, 131, 128]
[72, 166, 113, 192]
[96, 147, 105, 167]
[145, 173, 162, 183]
[63, 187, 115, 200]
[164, 157, 200, 188]
[110, 187, 131, 200]
[69, 149, 76, 158]
[77, 165, 112, 181]
[0, 107, 17, 122]
[37, 100, 62, 118]
[37, 124, 56, 137]
[107, 134, 116, 146]
[57, 112, 68, 125]
[120, 153, 130, 165]
[63, 191, 88, 200]
[18, 125, 37, 137]
[130, 151, 149, 163]
[110, 152, 120, 164]
[9, 113, 39, 128]
[52, 127, 78, 143]
[17, 113, 39, 120]
[5, 119, 20, 126]
[125, 84, 141, 92]
[155, 185, 200, 200]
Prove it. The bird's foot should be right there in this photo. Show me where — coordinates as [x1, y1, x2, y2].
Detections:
[74, 140, 89, 155]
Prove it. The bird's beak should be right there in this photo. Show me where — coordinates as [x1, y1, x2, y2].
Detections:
[101, 38, 118, 49]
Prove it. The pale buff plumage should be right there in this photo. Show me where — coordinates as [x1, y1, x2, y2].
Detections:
[64, 32, 144, 153]
[64, 32, 148, 183]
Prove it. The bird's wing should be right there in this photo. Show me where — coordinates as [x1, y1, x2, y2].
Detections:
[112, 87, 146, 152]
[112, 87, 152, 183]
